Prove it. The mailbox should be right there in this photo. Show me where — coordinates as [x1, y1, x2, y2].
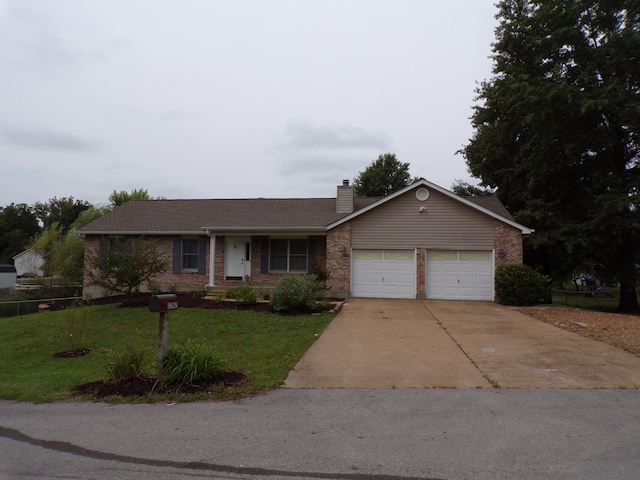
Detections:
[149, 294, 179, 312]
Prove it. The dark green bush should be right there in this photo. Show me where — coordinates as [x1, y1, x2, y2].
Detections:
[495, 264, 551, 306]
[270, 275, 325, 313]
[226, 285, 262, 305]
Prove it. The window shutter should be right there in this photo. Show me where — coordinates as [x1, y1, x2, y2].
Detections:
[260, 238, 269, 274]
[198, 238, 206, 274]
[98, 237, 107, 272]
[172, 239, 181, 274]
[308, 236, 316, 272]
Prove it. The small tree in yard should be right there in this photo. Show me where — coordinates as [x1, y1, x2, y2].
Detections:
[88, 237, 167, 296]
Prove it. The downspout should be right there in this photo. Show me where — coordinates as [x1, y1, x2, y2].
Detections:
[207, 230, 215, 286]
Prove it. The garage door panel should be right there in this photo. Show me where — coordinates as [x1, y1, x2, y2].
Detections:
[426, 251, 493, 301]
[459, 264, 476, 274]
[352, 250, 415, 299]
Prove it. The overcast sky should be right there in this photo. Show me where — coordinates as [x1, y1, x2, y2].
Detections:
[0, 0, 498, 207]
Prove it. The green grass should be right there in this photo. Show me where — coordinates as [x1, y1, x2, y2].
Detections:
[551, 283, 640, 311]
[0, 304, 333, 402]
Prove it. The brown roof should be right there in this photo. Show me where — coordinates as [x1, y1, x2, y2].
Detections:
[465, 196, 515, 221]
[78, 197, 379, 234]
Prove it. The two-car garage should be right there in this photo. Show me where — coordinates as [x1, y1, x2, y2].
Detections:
[351, 249, 493, 301]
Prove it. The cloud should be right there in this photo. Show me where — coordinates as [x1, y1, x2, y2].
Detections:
[269, 120, 394, 189]
[1, 2, 129, 75]
[0, 125, 103, 152]
[281, 119, 392, 151]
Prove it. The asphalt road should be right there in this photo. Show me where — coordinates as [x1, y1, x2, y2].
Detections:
[2, 389, 640, 480]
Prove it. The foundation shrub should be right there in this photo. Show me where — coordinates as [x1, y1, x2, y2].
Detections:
[271, 275, 325, 313]
[227, 285, 262, 305]
[495, 264, 551, 306]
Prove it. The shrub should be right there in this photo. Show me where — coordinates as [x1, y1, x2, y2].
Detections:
[106, 349, 151, 380]
[271, 275, 325, 313]
[227, 285, 262, 305]
[148, 280, 162, 295]
[495, 264, 551, 306]
[158, 341, 226, 388]
[192, 285, 207, 299]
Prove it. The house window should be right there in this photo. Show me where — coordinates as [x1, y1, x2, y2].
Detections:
[172, 238, 206, 274]
[270, 238, 308, 272]
[182, 239, 199, 270]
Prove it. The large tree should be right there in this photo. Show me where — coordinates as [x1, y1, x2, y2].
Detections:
[0, 203, 40, 263]
[109, 188, 155, 208]
[34, 197, 92, 232]
[353, 153, 413, 197]
[461, 0, 640, 311]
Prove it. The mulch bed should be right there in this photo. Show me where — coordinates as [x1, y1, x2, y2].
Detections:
[81, 292, 342, 314]
[72, 371, 247, 399]
[53, 348, 93, 358]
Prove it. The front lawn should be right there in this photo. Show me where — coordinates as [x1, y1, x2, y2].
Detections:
[0, 304, 333, 402]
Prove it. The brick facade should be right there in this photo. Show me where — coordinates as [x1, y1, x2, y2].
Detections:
[416, 248, 426, 299]
[82, 235, 209, 298]
[494, 220, 523, 267]
[325, 223, 351, 297]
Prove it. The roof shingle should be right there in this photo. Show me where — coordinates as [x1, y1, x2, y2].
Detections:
[78, 197, 379, 234]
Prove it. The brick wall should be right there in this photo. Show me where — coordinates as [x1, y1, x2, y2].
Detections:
[326, 223, 351, 297]
[494, 221, 523, 267]
[83, 233, 333, 297]
[416, 248, 426, 299]
[152, 236, 209, 291]
[82, 235, 209, 298]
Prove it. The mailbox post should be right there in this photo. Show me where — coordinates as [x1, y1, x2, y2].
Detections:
[149, 294, 178, 378]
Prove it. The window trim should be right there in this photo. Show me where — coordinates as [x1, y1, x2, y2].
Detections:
[173, 237, 206, 275]
[181, 238, 200, 271]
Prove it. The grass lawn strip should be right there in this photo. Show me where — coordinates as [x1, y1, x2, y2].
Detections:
[0, 304, 333, 402]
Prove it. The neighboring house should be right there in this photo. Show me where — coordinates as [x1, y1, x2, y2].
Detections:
[12, 250, 45, 278]
[0, 264, 17, 289]
[77, 179, 532, 301]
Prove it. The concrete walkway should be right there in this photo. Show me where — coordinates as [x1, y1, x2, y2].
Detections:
[284, 299, 640, 389]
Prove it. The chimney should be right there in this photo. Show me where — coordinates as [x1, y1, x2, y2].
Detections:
[336, 179, 354, 213]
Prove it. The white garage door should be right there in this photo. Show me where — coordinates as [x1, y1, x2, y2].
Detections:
[352, 250, 416, 299]
[426, 251, 492, 300]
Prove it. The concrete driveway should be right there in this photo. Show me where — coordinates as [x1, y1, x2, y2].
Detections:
[284, 299, 640, 389]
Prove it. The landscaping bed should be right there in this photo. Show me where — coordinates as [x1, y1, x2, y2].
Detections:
[86, 292, 343, 314]
[518, 305, 640, 357]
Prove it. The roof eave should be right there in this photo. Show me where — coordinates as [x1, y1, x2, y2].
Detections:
[78, 230, 206, 236]
[201, 226, 327, 235]
[79, 227, 328, 236]
[327, 179, 534, 234]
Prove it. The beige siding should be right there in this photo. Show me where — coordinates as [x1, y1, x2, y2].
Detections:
[350, 188, 495, 250]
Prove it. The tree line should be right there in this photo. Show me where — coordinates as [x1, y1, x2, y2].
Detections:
[0, 189, 156, 283]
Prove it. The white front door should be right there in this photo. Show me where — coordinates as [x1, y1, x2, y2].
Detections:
[225, 236, 251, 279]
